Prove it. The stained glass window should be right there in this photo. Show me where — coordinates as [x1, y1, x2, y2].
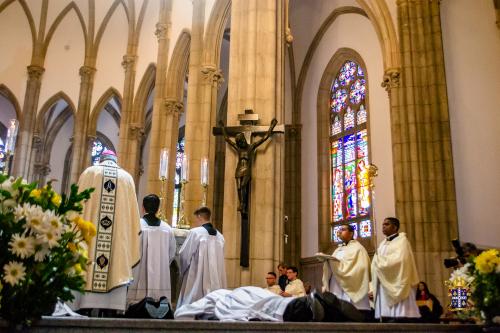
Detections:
[329, 60, 373, 243]
[172, 137, 185, 226]
[91, 139, 110, 165]
[0, 138, 5, 172]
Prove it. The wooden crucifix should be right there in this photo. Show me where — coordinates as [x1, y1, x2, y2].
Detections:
[213, 109, 284, 267]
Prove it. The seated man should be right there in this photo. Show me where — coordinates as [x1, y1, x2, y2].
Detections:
[321, 224, 371, 311]
[265, 272, 282, 295]
[277, 263, 288, 291]
[126, 194, 177, 315]
[280, 266, 306, 297]
[174, 286, 364, 322]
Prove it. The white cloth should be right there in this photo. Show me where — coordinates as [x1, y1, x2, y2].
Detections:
[372, 233, 420, 318]
[175, 286, 294, 322]
[177, 225, 226, 308]
[126, 219, 177, 306]
[70, 285, 128, 311]
[322, 240, 371, 310]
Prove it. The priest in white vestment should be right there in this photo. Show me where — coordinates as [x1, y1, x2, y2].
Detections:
[320, 224, 371, 310]
[371, 217, 420, 321]
[126, 194, 177, 307]
[72, 149, 141, 312]
[176, 206, 226, 308]
[265, 272, 282, 295]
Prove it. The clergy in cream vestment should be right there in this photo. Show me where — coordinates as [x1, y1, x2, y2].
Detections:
[176, 207, 226, 308]
[321, 226, 370, 310]
[73, 150, 141, 311]
[371, 217, 420, 320]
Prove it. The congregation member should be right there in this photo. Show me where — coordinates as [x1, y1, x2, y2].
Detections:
[176, 207, 226, 308]
[264, 272, 282, 295]
[126, 194, 177, 310]
[277, 263, 288, 291]
[416, 281, 443, 323]
[280, 266, 306, 297]
[371, 217, 420, 322]
[72, 149, 141, 315]
[321, 224, 371, 311]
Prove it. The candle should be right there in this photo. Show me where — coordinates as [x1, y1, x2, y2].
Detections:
[181, 154, 189, 181]
[159, 148, 169, 180]
[5, 119, 19, 153]
[200, 157, 209, 185]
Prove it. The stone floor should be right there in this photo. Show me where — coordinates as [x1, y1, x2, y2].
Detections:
[0, 317, 484, 333]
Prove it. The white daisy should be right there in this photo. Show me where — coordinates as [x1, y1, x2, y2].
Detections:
[0, 198, 17, 214]
[25, 206, 47, 234]
[13, 204, 26, 222]
[33, 239, 50, 262]
[3, 261, 26, 286]
[45, 210, 62, 233]
[8, 234, 35, 259]
[0, 177, 19, 199]
[37, 229, 61, 248]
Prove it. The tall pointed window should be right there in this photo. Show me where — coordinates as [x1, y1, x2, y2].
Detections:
[172, 136, 185, 226]
[330, 60, 372, 244]
[91, 139, 110, 165]
[0, 138, 5, 172]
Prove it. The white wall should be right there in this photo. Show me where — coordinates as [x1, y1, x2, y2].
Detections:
[0, 2, 32, 103]
[298, 12, 395, 257]
[48, 114, 74, 194]
[96, 108, 120, 153]
[441, 0, 500, 249]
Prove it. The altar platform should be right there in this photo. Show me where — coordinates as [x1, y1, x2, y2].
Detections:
[0, 317, 483, 333]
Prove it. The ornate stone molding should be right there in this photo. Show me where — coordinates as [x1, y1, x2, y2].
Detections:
[121, 55, 137, 71]
[33, 162, 51, 177]
[129, 123, 145, 141]
[32, 133, 43, 149]
[79, 66, 96, 80]
[200, 65, 224, 88]
[164, 98, 184, 115]
[155, 23, 169, 41]
[381, 68, 401, 92]
[27, 65, 45, 80]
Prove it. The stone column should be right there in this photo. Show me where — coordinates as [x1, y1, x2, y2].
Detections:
[118, 54, 139, 178]
[392, 0, 458, 302]
[224, 0, 285, 287]
[12, 65, 45, 179]
[69, 65, 96, 184]
[182, 0, 207, 223]
[147, 0, 174, 196]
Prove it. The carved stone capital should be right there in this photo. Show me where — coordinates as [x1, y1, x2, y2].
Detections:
[129, 124, 145, 140]
[285, 27, 294, 44]
[155, 23, 169, 40]
[381, 68, 401, 92]
[32, 133, 43, 148]
[27, 65, 45, 80]
[164, 98, 184, 115]
[79, 66, 96, 80]
[200, 65, 224, 88]
[34, 163, 51, 177]
[121, 55, 137, 71]
[86, 134, 97, 146]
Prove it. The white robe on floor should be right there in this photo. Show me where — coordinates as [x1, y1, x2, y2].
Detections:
[322, 240, 371, 310]
[371, 233, 420, 319]
[126, 219, 177, 306]
[175, 286, 294, 322]
[176, 225, 226, 308]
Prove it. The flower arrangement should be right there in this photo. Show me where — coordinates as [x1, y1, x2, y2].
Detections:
[447, 249, 500, 324]
[470, 249, 500, 324]
[0, 174, 95, 326]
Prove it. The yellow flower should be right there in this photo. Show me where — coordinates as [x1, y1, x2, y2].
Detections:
[67, 242, 77, 253]
[73, 263, 82, 274]
[51, 193, 62, 207]
[475, 249, 500, 274]
[29, 189, 42, 199]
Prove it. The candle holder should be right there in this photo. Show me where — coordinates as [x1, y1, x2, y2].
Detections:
[158, 176, 168, 222]
[176, 179, 190, 229]
[201, 183, 208, 207]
